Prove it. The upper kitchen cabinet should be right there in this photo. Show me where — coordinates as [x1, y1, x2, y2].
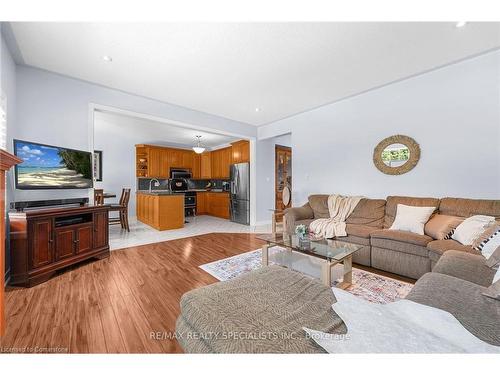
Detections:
[211, 147, 231, 179]
[200, 152, 211, 179]
[192, 153, 201, 179]
[231, 140, 250, 164]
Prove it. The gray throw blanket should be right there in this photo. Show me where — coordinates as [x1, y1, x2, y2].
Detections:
[176, 266, 346, 353]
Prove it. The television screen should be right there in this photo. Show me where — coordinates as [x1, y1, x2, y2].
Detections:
[14, 139, 93, 189]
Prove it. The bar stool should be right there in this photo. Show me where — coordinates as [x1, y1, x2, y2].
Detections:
[109, 188, 131, 232]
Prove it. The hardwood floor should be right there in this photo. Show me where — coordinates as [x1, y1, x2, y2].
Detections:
[0, 233, 414, 353]
[1, 233, 265, 353]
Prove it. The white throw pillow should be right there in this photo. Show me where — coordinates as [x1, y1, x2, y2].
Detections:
[451, 215, 496, 246]
[389, 204, 436, 235]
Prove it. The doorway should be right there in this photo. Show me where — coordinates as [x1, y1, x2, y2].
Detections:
[275, 145, 292, 210]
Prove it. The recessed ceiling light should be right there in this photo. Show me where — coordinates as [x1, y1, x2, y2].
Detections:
[102, 55, 113, 62]
[455, 22, 467, 28]
[255, 107, 261, 112]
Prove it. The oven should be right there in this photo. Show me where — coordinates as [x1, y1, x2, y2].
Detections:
[170, 178, 197, 217]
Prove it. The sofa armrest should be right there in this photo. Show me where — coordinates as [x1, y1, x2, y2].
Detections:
[283, 203, 314, 234]
[432, 250, 496, 287]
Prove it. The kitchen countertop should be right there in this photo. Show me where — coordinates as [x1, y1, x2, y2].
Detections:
[136, 189, 229, 195]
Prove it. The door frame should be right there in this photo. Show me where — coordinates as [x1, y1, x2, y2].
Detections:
[275, 144, 292, 210]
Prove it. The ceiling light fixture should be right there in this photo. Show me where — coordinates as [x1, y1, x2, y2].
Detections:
[255, 107, 261, 112]
[102, 55, 113, 62]
[192, 135, 206, 154]
[455, 22, 467, 28]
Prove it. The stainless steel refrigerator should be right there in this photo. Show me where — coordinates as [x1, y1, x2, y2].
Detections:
[230, 162, 250, 225]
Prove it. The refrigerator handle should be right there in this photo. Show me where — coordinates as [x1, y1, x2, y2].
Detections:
[235, 168, 240, 194]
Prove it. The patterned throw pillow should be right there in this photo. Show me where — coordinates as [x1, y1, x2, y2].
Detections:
[473, 224, 500, 251]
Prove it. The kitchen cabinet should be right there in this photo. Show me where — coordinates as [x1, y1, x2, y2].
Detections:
[200, 152, 211, 179]
[192, 154, 201, 179]
[206, 192, 230, 219]
[196, 192, 207, 214]
[147, 147, 163, 178]
[136, 192, 184, 230]
[210, 147, 231, 179]
[231, 140, 250, 163]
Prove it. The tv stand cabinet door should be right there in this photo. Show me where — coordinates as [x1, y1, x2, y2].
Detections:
[55, 227, 76, 261]
[30, 219, 54, 269]
[93, 211, 108, 249]
[76, 224, 94, 254]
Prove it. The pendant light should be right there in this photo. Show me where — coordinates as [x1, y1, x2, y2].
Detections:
[192, 135, 205, 154]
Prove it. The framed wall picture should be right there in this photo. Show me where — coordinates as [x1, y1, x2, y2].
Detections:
[94, 150, 102, 181]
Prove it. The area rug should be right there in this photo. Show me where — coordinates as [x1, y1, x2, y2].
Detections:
[199, 247, 414, 304]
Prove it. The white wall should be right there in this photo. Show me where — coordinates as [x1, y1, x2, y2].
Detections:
[10, 66, 256, 204]
[258, 50, 500, 205]
[1, 30, 17, 280]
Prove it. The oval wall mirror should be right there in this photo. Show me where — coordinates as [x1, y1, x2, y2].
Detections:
[373, 135, 420, 175]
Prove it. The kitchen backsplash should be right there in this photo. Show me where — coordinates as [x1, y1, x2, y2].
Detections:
[138, 178, 229, 191]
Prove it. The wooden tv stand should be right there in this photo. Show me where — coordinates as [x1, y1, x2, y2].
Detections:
[9, 205, 110, 287]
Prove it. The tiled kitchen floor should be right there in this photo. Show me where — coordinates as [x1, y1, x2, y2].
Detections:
[109, 215, 272, 250]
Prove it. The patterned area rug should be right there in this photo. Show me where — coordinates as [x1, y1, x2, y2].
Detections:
[200, 247, 414, 304]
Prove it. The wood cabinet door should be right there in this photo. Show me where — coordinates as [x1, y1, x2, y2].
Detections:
[93, 211, 108, 249]
[231, 141, 249, 164]
[55, 227, 75, 260]
[210, 150, 219, 178]
[221, 147, 232, 178]
[169, 149, 183, 169]
[148, 147, 162, 177]
[181, 151, 193, 170]
[196, 192, 206, 214]
[200, 152, 211, 178]
[192, 153, 201, 178]
[30, 219, 54, 268]
[206, 193, 230, 219]
[76, 225, 94, 254]
[159, 149, 170, 178]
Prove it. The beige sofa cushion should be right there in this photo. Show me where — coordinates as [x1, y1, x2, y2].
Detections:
[308, 195, 329, 218]
[371, 229, 433, 247]
[370, 229, 433, 257]
[345, 224, 380, 239]
[345, 198, 386, 227]
[384, 196, 440, 228]
[427, 240, 480, 263]
[439, 197, 500, 221]
[424, 214, 464, 240]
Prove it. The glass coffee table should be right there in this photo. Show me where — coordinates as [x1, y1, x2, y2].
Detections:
[257, 233, 363, 289]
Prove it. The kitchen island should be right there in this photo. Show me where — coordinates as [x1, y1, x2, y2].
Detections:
[136, 191, 184, 231]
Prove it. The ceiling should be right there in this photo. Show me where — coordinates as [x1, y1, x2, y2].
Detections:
[94, 110, 239, 149]
[9, 22, 500, 126]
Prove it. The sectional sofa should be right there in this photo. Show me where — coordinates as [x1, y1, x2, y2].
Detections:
[176, 250, 500, 352]
[284, 195, 500, 279]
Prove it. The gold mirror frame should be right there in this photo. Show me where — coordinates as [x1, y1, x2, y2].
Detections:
[373, 135, 420, 175]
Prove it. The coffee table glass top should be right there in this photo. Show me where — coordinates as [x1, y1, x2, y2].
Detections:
[257, 233, 362, 262]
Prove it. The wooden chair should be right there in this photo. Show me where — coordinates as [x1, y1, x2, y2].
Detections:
[94, 189, 104, 205]
[109, 188, 131, 232]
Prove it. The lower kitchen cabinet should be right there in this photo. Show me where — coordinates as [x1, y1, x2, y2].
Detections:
[206, 192, 230, 219]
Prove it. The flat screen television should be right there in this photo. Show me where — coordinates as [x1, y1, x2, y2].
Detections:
[14, 139, 93, 189]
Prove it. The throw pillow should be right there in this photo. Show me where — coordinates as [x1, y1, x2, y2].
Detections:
[389, 204, 436, 235]
[451, 215, 496, 246]
[424, 215, 464, 240]
[472, 223, 500, 250]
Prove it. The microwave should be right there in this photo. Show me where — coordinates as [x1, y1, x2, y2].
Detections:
[170, 168, 192, 179]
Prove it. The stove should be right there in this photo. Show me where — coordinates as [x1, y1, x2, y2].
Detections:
[170, 178, 197, 217]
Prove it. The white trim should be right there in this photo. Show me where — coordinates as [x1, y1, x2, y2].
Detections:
[254, 220, 271, 226]
[88, 103, 258, 226]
